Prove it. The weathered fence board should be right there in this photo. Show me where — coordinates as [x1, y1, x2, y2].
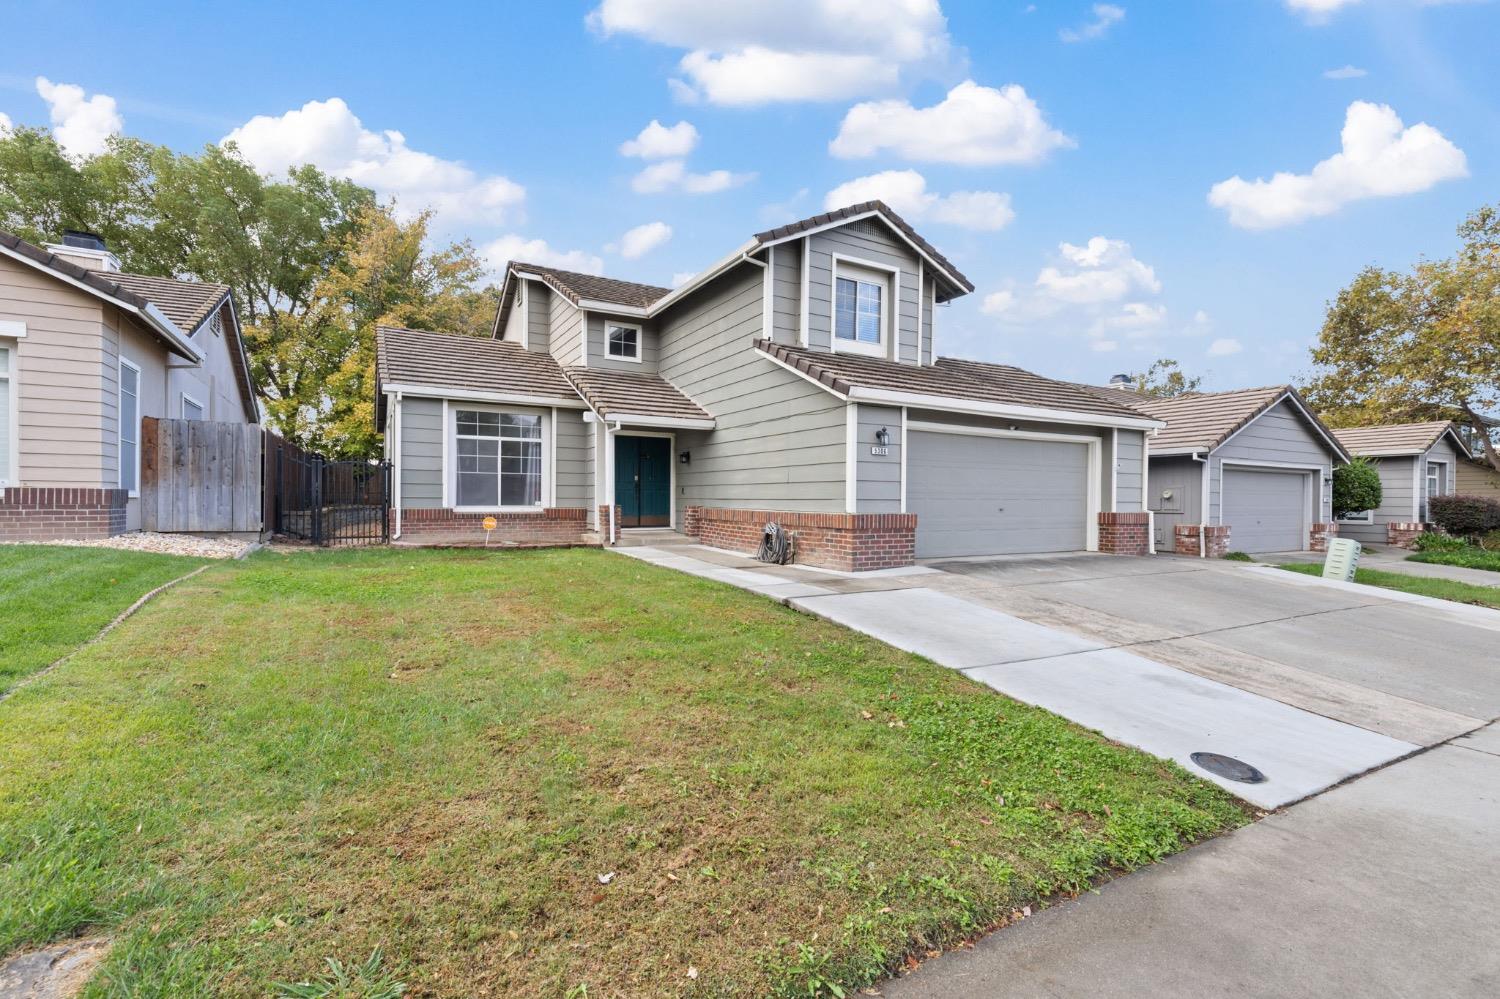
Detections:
[140, 417, 263, 534]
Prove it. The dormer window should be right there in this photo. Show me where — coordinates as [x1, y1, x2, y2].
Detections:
[607, 323, 641, 361]
[832, 258, 893, 357]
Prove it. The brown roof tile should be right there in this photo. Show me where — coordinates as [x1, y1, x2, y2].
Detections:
[752, 201, 975, 295]
[376, 325, 581, 404]
[110, 272, 231, 334]
[757, 342, 1151, 421]
[513, 263, 672, 310]
[564, 367, 712, 424]
[1331, 421, 1465, 456]
[1130, 385, 1347, 458]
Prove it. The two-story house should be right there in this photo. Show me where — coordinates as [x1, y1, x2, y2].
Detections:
[0, 230, 259, 540]
[375, 202, 1162, 570]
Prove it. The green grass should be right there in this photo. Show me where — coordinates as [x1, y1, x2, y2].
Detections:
[1408, 548, 1500, 573]
[0, 545, 208, 693]
[0, 547, 1247, 998]
[1278, 561, 1500, 609]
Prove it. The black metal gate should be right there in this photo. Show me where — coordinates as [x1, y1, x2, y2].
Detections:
[268, 437, 391, 546]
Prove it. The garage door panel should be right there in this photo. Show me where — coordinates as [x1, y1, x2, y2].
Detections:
[909, 432, 1090, 557]
[1223, 467, 1307, 553]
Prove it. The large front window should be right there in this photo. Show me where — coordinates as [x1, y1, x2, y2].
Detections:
[119, 358, 140, 494]
[455, 409, 542, 507]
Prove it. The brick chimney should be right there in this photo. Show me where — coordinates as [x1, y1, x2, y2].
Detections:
[45, 230, 121, 273]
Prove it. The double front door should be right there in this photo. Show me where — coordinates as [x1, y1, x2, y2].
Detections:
[615, 435, 671, 528]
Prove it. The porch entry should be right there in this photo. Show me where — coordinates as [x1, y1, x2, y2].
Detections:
[615, 435, 672, 528]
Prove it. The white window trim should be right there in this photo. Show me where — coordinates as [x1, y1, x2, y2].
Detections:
[0, 338, 18, 487]
[181, 392, 205, 420]
[604, 321, 643, 363]
[830, 253, 898, 359]
[118, 356, 142, 497]
[1337, 509, 1375, 524]
[445, 401, 549, 513]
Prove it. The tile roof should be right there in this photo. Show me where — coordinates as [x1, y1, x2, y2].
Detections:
[512, 262, 673, 310]
[752, 201, 975, 295]
[109, 272, 231, 334]
[757, 342, 1152, 421]
[1128, 386, 1292, 453]
[1331, 421, 1466, 456]
[3, 230, 157, 313]
[564, 367, 712, 424]
[376, 325, 581, 404]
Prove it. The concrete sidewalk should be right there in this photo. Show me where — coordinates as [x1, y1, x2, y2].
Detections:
[1273, 546, 1500, 589]
[879, 724, 1500, 999]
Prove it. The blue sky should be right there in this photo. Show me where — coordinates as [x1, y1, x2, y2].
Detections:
[3, 0, 1496, 389]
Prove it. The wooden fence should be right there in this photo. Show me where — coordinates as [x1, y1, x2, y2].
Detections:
[140, 417, 263, 534]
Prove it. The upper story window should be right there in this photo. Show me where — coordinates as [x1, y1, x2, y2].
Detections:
[833, 260, 891, 357]
[454, 408, 543, 508]
[182, 394, 205, 421]
[607, 323, 641, 361]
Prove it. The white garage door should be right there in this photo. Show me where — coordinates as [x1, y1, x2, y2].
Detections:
[908, 431, 1091, 558]
[1223, 467, 1308, 553]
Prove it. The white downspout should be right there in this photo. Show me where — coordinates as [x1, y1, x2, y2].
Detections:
[606, 421, 620, 545]
[392, 391, 403, 540]
[1191, 450, 1209, 557]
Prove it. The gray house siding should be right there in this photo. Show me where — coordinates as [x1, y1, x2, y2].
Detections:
[1423, 436, 1464, 517]
[770, 240, 802, 346]
[805, 220, 924, 363]
[526, 282, 551, 354]
[659, 265, 847, 523]
[1115, 429, 1145, 512]
[398, 397, 443, 508]
[1146, 454, 1204, 549]
[1209, 400, 1333, 526]
[548, 293, 584, 367]
[1340, 455, 1417, 545]
[920, 273, 934, 365]
[554, 407, 593, 509]
[854, 403, 902, 513]
[585, 312, 659, 373]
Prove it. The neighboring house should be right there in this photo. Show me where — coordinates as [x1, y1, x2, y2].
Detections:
[1123, 386, 1349, 555]
[1330, 422, 1473, 547]
[0, 230, 258, 540]
[1455, 457, 1500, 499]
[375, 201, 1163, 570]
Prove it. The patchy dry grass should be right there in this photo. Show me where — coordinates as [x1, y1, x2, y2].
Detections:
[0, 544, 207, 693]
[0, 548, 1247, 997]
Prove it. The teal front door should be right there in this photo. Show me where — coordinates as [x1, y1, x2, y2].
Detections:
[616, 436, 672, 528]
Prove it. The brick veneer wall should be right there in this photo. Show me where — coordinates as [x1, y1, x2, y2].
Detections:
[0, 487, 128, 541]
[1098, 511, 1151, 555]
[685, 506, 916, 571]
[1174, 523, 1231, 557]
[596, 505, 623, 544]
[1387, 522, 1428, 549]
[392, 507, 593, 546]
[1309, 521, 1339, 552]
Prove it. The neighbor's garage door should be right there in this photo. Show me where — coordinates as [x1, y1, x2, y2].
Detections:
[1222, 467, 1308, 553]
[908, 431, 1090, 558]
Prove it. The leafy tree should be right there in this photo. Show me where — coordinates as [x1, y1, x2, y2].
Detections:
[1128, 358, 1202, 397]
[0, 126, 495, 456]
[1331, 458, 1382, 519]
[1303, 203, 1500, 470]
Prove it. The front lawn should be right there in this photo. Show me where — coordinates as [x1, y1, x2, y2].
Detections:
[0, 548, 1246, 998]
[1278, 561, 1500, 610]
[1408, 548, 1500, 573]
[0, 544, 207, 694]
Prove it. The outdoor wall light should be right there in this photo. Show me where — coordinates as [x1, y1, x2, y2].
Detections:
[875, 427, 891, 446]
[679, 450, 691, 464]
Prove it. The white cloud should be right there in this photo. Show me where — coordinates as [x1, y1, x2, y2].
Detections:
[589, 0, 953, 105]
[824, 170, 1014, 231]
[620, 119, 699, 159]
[1207, 337, 1244, 356]
[981, 236, 1169, 351]
[617, 221, 673, 259]
[1208, 101, 1467, 229]
[35, 78, 122, 158]
[1060, 4, 1125, 42]
[481, 235, 603, 276]
[631, 158, 754, 194]
[222, 98, 525, 228]
[671, 271, 698, 288]
[0, 112, 11, 136]
[1286, 0, 1362, 22]
[829, 81, 1072, 166]
[1323, 65, 1368, 79]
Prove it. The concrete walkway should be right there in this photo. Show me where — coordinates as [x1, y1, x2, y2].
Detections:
[879, 724, 1500, 999]
[608, 541, 1500, 808]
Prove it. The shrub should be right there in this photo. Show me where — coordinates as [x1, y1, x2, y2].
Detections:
[1481, 530, 1500, 552]
[1221, 551, 1254, 562]
[1428, 494, 1500, 539]
[1412, 531, 1470, 553]
[1332, 459, 1382, 520]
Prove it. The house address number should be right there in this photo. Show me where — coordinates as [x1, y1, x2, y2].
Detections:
[870, 445, 891, 456]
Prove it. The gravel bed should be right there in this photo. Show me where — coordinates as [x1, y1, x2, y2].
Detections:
[5, 531, 257, 559]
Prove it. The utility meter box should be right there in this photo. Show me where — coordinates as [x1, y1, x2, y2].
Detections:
[1322, 538, 1362, 582]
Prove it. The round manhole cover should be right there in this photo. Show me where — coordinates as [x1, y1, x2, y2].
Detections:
[1190, 752, 1267, 784]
